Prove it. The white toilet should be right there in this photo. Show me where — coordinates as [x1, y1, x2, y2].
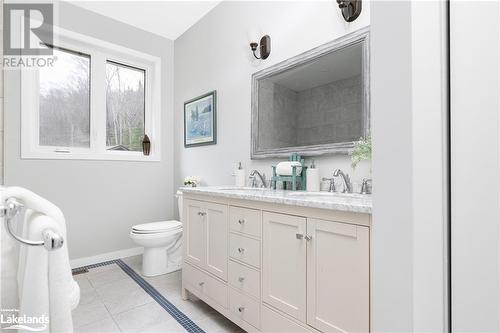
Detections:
[130, 191, 183, 277]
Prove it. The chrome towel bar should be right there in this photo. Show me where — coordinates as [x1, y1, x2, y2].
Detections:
[1, 197, 64, 251]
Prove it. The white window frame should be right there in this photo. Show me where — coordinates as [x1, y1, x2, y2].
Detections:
[21, 25, 162, 161]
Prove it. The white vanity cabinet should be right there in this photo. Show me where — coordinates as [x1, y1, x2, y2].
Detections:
[184, 199, 205, 268]
[262, 212, 307, 322]
[184, 199, 228, 281]
[181, 190, 371, 333]
[262, 213, 370, 332]
[306, 218, 369, 333]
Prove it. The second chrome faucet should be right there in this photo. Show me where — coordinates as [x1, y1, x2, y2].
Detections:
[321, 168, 352, 193]
[321, 168, 354, 193]
[333, 168, 352, 193]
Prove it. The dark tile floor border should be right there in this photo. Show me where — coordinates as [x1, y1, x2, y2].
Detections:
[73, 259, 205, 333]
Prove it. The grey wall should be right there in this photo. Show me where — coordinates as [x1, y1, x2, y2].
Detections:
[371, 1, 448, 332]
[3, 2, 175, 260]
[411, 2, 448, 330]
[174, 1, 371, 202]
[371, 1, 414, 331]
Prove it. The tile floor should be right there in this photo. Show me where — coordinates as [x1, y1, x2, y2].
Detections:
[72, 256, 245, 333]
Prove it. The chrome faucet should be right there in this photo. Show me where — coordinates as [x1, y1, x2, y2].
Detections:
[360, 178, 372, 194]
[322, 177, 336, 192]
[249, 170, 267, 188]
[333, 169, 352, 193]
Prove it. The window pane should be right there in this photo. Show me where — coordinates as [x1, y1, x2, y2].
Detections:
[39, 47, 90, 147]
[106, 61, 145, 152]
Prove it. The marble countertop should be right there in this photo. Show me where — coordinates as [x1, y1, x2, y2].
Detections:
[179, 186, 372, 214]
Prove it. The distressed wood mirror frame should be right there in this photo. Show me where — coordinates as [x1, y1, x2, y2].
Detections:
[251, 27, 370, 159]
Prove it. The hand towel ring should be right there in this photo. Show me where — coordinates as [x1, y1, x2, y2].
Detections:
[2, 197, 64, 251]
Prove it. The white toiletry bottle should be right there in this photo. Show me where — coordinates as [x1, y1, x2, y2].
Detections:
[234, 162, 246, 187]
[306, 160, 320, 192]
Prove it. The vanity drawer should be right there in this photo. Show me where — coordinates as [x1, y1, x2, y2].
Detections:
[230, 206, 261, 238]
[262, 305, 311, 333]
[183, 262, 204, 292]
[183, 263, 228, 308]
[228, 260, 261, 299]
[229, 233, 261, 268]
[229, 288, 261, 329]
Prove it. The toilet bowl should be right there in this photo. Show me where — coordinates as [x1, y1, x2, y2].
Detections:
[130, 191, 184, 277]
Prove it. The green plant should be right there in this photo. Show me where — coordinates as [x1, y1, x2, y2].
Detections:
[351, 136, 372, 169]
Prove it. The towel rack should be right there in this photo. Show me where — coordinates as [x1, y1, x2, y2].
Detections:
[1, 197, 64, 251]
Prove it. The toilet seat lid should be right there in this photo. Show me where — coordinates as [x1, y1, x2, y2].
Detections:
[132, 220, 182, 234]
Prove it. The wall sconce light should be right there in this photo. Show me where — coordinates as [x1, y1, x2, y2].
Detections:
[142, 134, 151, 156]
[337, 0, 362, 22]
[250, 35, 271, 60]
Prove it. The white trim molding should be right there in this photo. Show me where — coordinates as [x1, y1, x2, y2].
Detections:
[70, 246, 143, 269]
[411, 1, 448, 331]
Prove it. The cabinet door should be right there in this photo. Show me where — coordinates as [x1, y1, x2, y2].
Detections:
[306, 218, 369, 333]
[205, 202, 228, 280]
[184, 199, 205, 268]
[263, 212, 307, 322]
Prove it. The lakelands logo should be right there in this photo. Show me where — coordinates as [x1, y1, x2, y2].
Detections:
[3, 3, 55, 68]
[1, 309, 49, 331]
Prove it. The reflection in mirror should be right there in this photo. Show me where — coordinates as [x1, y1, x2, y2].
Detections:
[259, 42, 362, 149]
[252, 28, 369, 158]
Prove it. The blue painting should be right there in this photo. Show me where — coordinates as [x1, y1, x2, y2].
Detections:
[184, 91, 217, 147]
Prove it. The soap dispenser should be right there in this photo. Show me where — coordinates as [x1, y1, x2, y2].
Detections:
[234, 162, 246, 187]
[306, 160, 320, 192]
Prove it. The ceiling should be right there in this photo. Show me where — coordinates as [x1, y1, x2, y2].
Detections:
[68, 1, 220, 40]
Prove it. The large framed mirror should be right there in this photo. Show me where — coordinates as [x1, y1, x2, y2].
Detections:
[251, 27, 370, 159]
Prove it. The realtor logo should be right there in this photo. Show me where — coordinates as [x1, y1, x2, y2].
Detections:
[3, 3, 53, 56]
[0, 309, 49, 332]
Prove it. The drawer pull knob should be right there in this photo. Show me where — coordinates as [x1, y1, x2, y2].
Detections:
[296, 233, 304, 240]
[199, 282, 205, 286]
[238, 247, 245, 253]
[198, 212, 206, 216]
[238, 306, 245, 312]
[238, 276, 245, 282]
[305, 235, 313, 241]
[238, 219, 245, 224]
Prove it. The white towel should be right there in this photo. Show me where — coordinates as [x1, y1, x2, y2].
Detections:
[276, 161, 303, 176]
[3, 187, 65, 225]
[18, 213, 79, 333]
[1, 203, 21, 310]
[0, 187, 79, 333]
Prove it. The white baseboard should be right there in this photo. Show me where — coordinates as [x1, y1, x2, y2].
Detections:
[70, 247, 143, 269]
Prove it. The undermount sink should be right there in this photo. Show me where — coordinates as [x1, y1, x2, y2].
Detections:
[215, 187, 370, 198]
[213, 187, 369, 197]
[286, 191, 370, 199]
[216, 186, 268, 191]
